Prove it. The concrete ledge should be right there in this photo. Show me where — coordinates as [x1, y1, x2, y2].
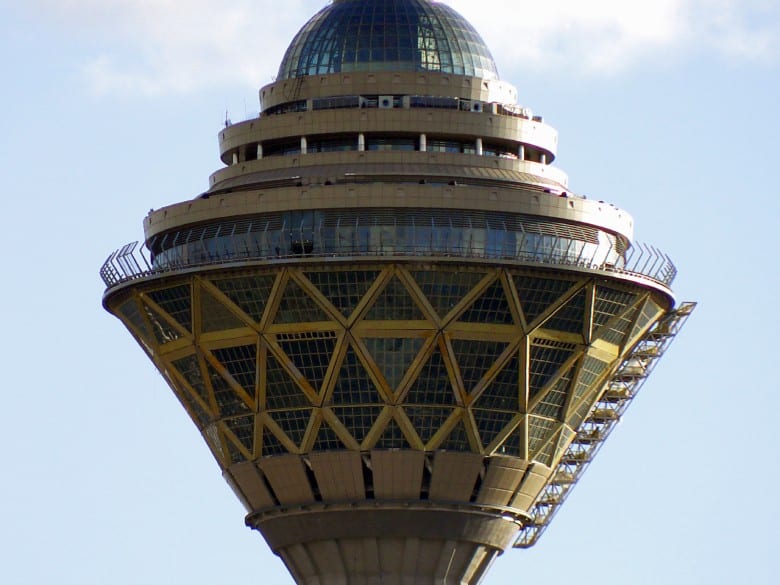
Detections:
[252, 505, 523, 552]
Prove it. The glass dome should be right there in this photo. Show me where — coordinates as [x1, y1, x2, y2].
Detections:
[277, 0, 499, 80]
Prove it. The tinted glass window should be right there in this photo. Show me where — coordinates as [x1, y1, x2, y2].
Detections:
[278, 0, 499, 80]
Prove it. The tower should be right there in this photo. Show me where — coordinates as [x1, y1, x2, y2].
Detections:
[100, 1, 694, 583]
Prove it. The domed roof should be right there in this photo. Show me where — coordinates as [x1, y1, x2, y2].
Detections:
[277, 0, 499, 81]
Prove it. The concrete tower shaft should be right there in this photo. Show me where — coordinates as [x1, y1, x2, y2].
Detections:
[101, 2, 694, 584]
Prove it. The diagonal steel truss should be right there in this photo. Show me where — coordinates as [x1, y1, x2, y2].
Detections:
[513, 301, 697, 548]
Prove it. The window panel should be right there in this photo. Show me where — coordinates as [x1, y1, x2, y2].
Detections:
[211, 274, 276, 323]
[452, 339, 509, 393]
[404, 348, 457, 405]
[206, 361, 251, 418]
[438, 419, 472, 452]
[363, 337, 424, 392]
[212, 345, 257, 397]
[304, 270, 380, 318]
[277, 332, 336, 394]
[148, 284, 192, 332]
[474, 354, 520, 411]
[458, 279, 513, 325]
[543, 289, 586, 334]
[472, 410, 515, 448]
[529, 341, 577, 400]
[330, 347, 384, 405]
[513, 275, 576, 325]
[273, 278, 331, 324]
[200, 289, 246, 332]
[374, 417, 411, 449]
[365, 277, 425, 321]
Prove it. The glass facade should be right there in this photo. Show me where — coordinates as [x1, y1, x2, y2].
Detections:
[149, 208, 624, 273]
[277, 0, 499, 80]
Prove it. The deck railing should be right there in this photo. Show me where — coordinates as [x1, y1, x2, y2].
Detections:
[101, 233, 676, 290]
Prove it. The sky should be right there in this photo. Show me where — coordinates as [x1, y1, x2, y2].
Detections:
[0, 0, 777, 583]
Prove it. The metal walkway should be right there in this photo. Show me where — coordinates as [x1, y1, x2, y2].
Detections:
[514, 301, 697, 548]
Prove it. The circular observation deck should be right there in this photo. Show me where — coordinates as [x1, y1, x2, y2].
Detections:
[278, 0, 499, 80]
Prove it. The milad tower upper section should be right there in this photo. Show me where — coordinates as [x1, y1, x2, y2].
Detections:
[101, 1, 695, 583]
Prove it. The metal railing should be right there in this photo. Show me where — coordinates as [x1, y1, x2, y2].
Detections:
[100, 233, 676, 291]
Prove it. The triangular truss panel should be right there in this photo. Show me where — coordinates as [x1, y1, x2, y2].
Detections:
[361, 336, 426, 393]
[199, 286, 248, 332]
[472, 353, 521, 412]
[565, 355, 610, 424]
[223, 415, 255, 454]
[457, 277, 514, 325]
[211, 344, 257, 403]
[170, 354, 211, 407]
[223, 438, 248, 465]
[626, 297, 665, 348]
[373, 415, 413, 449]
[528, 416, 560, 465]
[141, 300, 186, 344]
[310, 417, 349, 451]
[210, 273, 277, 323]
[592, 285, 639, 337]
[364, 275, 427, 321]
[471, 410, 517, 451]
[263, 350, 314, 409]
[259, 423, 289, 457]
[497, 422, 525, 458]
[411, 269, 487, 320]
[451, 339, 510, 395]
[403, 406, 455, 446]
[272, 277, 333, 325]
[594, 302, 641, 347]
[167, 357, 212, 427]
[528, 340, 578, 402]
[267, 409, 313, 449]
[401, 344, 458, 406]
[531, 364, 576, 420]
[542, 288, 587, 335]
[205, 360, 252, 418]
[116, 297, 155, 353]
[513, 273, 578, 326]
[331, 406, 385, 446]
[147, 283, 192, 333]
[304, 269, 381, 318]
[328, 345, 387, 406]
[437, 417, 474, 452]
[275, 331, 338, 395]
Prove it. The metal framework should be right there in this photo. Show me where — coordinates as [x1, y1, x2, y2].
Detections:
[106, 261, 679, 470]
[514, 301, 697, 547]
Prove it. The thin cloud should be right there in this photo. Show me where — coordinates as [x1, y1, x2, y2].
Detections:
[451, 0, 778, 74]
[26, 0, 311, 95]
[22, 0, 780, 96]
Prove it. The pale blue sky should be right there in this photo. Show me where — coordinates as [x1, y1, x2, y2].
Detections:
[1, 1, 777, 584]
